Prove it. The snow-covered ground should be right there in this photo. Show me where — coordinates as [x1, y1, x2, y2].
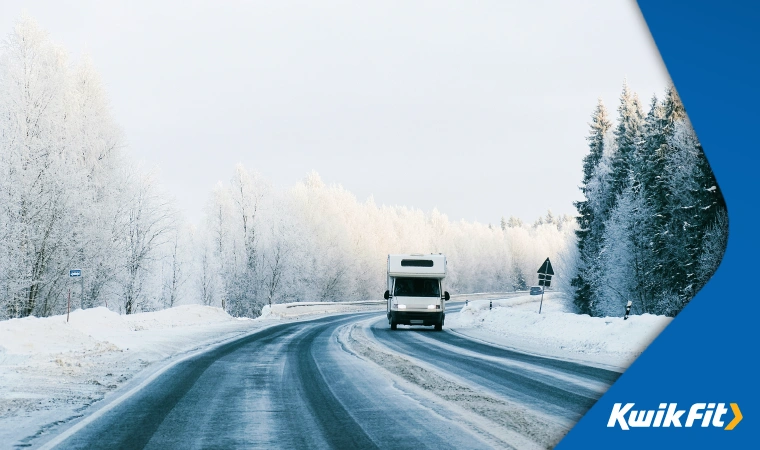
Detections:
[447, 292, 672, 369]
[0, 301, 384, 447]
[0, 295, 672, 446]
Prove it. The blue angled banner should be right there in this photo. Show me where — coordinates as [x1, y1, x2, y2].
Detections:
[558, 1, 759, 448]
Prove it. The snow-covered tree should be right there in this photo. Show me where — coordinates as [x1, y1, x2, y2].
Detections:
[0, 17, 182, 318]
[658, 119, 726, 306]
[572, 98, 612, 314]
[572, 82, 727, 317]
[119, 171, 176, 314]
[195, 166, 577, 317]
[590, 180, 655, 316]
[609, 81, 644, 205]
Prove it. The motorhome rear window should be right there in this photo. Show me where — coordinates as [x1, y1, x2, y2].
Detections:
[400, 259, 434, 267]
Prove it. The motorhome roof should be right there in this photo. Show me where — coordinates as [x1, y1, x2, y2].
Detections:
[387, 254, 446, 278]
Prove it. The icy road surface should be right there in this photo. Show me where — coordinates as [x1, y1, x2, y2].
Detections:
[370, 304, 620, 424]
[42, 304, 621, 449]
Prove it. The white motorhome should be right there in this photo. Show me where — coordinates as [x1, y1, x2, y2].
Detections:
[384, 254, 450, 331]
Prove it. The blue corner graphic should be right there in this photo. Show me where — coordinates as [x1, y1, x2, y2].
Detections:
[558, 1, 759, 448]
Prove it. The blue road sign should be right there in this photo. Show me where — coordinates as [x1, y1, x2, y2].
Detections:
[69, 269, 81, 277]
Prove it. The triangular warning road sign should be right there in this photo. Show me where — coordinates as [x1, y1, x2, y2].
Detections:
[537, 257, 554, 275]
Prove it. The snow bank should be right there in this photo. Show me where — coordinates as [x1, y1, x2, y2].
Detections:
[0, 300, 385, 447]
[0, 306, 257, 447]
[447, 293, 672, 369]
[0, 305, 237, 356]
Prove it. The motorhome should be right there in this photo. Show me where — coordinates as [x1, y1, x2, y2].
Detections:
[384, 254, 450, 331]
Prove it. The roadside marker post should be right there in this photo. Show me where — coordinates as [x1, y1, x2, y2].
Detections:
[536, 258, 555, 314]
[624, 300, 632, 320]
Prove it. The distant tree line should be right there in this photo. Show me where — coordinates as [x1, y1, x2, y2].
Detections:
[198, 168, 577, 317]
[0, 17, 577, 320]
[571, 82, 728, 317]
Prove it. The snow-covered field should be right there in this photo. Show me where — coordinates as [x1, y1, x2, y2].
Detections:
[447, 292, 672, 369]
[0, 301, 384, 447]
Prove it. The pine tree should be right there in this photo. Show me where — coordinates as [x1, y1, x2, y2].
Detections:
[610, 81, 644, 201]
[646, 88, 690, 305]
[572, 98, 612, 314]
[572, 83, 727, 318]
[545, 209, 555, 225]
[590, 178, 655, 317]
[662, 85, 687, 132]
[660, 119, 726, 308]
[507, 216, 523, 228]
[639, 94, 666, 192]
[512, 266, 528, 291]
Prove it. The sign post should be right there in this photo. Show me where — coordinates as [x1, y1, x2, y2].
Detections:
[69, 269, 82, 317]
[536, 258, 554, 314]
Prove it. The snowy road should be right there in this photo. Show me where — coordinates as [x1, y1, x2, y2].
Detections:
[43, 304, 621, 449]
[370, 304, 620, 422]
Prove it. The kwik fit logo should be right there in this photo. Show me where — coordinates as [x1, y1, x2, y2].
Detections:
[608, 403, 742, 430]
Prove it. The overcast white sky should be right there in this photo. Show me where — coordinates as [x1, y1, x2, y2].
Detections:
[1, 1, 671, 226]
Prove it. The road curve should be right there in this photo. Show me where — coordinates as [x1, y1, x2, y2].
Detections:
[368, 303, 621, 423]
[47, 303, 622, 449]
[51, 313, 493, 449]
